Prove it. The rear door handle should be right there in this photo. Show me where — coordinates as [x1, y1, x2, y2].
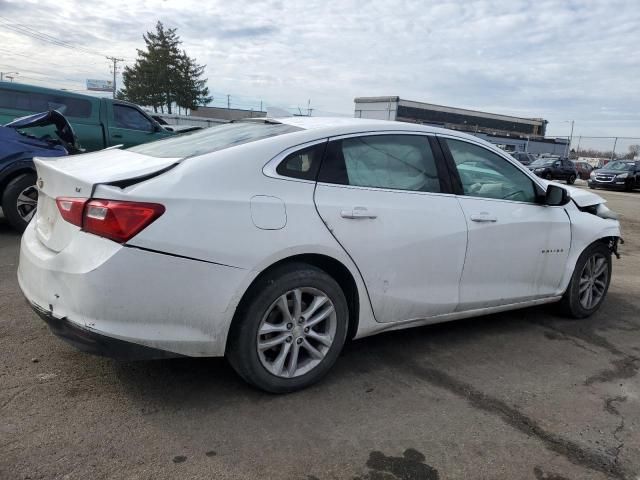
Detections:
[112, 134, 123, 139]
[470, 213, 497, 223]
[340, 206, 377, 219]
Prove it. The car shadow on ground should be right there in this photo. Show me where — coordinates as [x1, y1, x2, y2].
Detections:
[108, 292, 638, 408]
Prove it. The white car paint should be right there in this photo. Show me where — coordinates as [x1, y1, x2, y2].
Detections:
[18, 117, 621, 359]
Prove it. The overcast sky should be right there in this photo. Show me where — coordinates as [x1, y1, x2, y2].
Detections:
[0, 0, 639, 148]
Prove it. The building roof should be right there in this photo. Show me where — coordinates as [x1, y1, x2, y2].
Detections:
[354, 96, 546, 126]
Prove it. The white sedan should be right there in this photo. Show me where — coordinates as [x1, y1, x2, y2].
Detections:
[18, 118, 621, 392]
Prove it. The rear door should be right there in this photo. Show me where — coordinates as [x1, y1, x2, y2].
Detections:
[313, 133, 468, 323]
[440, 136, 570, 310]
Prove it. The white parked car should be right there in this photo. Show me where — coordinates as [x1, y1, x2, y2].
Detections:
[18, 118, 621, 392]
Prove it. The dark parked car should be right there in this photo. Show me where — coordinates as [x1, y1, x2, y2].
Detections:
[510, 151, 536, 166]
[573, 161, 593, 180]
[528, 157, 578, 184]
[588, 160, 640, 191]
[0, 110, 79, 231]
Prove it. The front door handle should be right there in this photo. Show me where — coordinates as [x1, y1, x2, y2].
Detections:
[112, 133, 123, 139]
[340, 206, 377, 219]
[470, 213, 497, 223]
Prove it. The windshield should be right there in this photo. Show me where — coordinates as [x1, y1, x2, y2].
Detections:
[530, 158, 554, 167]
[605, 161, 632, 171]
[128, 122, 302, 158]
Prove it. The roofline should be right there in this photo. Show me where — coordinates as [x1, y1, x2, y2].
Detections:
[0, 80, 107, 102]
[354, 96, 546, 126]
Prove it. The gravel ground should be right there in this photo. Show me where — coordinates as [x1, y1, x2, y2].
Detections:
[1, 187, 639, 480]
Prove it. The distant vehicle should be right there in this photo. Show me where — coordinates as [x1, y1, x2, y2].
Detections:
[0, 111, 80, 231]
[18, 118, 621, 393]
[0, 81, 174, 151]
[572, 160, 593, 180]
[589, 160, 640, 191]
[510, 152, 536, 165]
[529, 157, 578, 184]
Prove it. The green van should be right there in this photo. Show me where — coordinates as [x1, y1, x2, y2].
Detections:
[0, 81, 173, 151]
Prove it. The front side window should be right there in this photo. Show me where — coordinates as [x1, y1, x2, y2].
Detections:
[446, 138, 537, 203]
[318, 134, 441, 193]
[113, 105, 153, 131]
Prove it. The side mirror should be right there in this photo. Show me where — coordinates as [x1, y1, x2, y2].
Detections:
[545, 184, 570, 206]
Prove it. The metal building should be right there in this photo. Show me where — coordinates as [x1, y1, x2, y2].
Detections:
[354, 96, 568, 155]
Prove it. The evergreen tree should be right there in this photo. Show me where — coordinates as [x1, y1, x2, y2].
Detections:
[118, 21, 210, 114]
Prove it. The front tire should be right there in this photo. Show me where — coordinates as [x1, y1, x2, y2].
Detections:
[560, 242, 612, 318]
[227, 263, 349, 393]
[2, 172, 38, 233]
[567, 174, 576, 185]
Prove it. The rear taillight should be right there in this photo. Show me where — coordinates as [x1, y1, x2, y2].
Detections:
[56, 197, 165, 243]
[56, 197, 86, 227]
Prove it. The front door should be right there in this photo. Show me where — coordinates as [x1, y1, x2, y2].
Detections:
[314, 133, 468, 323]
[108, 103, 159, 148]
[441, 136, 571, 310]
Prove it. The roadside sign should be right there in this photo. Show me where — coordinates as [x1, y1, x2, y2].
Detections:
[86, 79, 113, 92]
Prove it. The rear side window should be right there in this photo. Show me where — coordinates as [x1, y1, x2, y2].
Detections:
[0, 88, 92, 118]
[128, 122, 303, 158]
[276, 142, 326, 180]
[318, 134, 441, 193]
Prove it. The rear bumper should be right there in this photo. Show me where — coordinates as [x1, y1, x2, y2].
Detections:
[29, 301, 181, 360]
[18, 222, 246, 357]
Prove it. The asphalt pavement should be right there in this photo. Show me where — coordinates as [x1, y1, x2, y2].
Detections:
[1, 187, 639, 480]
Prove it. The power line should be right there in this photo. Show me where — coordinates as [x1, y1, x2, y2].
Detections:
[0, 16, 106, 58]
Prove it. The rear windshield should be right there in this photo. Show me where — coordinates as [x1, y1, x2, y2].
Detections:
[128, 122, 302, 158]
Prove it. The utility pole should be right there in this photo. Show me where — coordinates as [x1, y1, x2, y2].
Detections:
[106, 56, 124, 99]
[1, 71, 19, 82]
[611, 137, 618, 162]
[227, 94, 231, 110]
[565, 120, 574, 158]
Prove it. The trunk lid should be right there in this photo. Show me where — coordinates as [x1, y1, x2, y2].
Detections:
[33, 149, 179, 252]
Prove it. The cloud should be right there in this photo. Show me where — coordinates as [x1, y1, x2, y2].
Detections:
[0, 0, 639, 142]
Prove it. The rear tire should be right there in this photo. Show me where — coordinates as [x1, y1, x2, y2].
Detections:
[227, 263, 349, 393]
[559, 242, 612, 318]
[2, 172, 38, 233]
[567, 174, 576, 185]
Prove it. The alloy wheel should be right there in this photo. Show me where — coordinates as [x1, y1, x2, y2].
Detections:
[257, 287, 337, 378]
[16, 185, 38, 223]
[578, 253, 609, 310]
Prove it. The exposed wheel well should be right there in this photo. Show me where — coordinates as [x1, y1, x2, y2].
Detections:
[227, 254, 360, 351]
